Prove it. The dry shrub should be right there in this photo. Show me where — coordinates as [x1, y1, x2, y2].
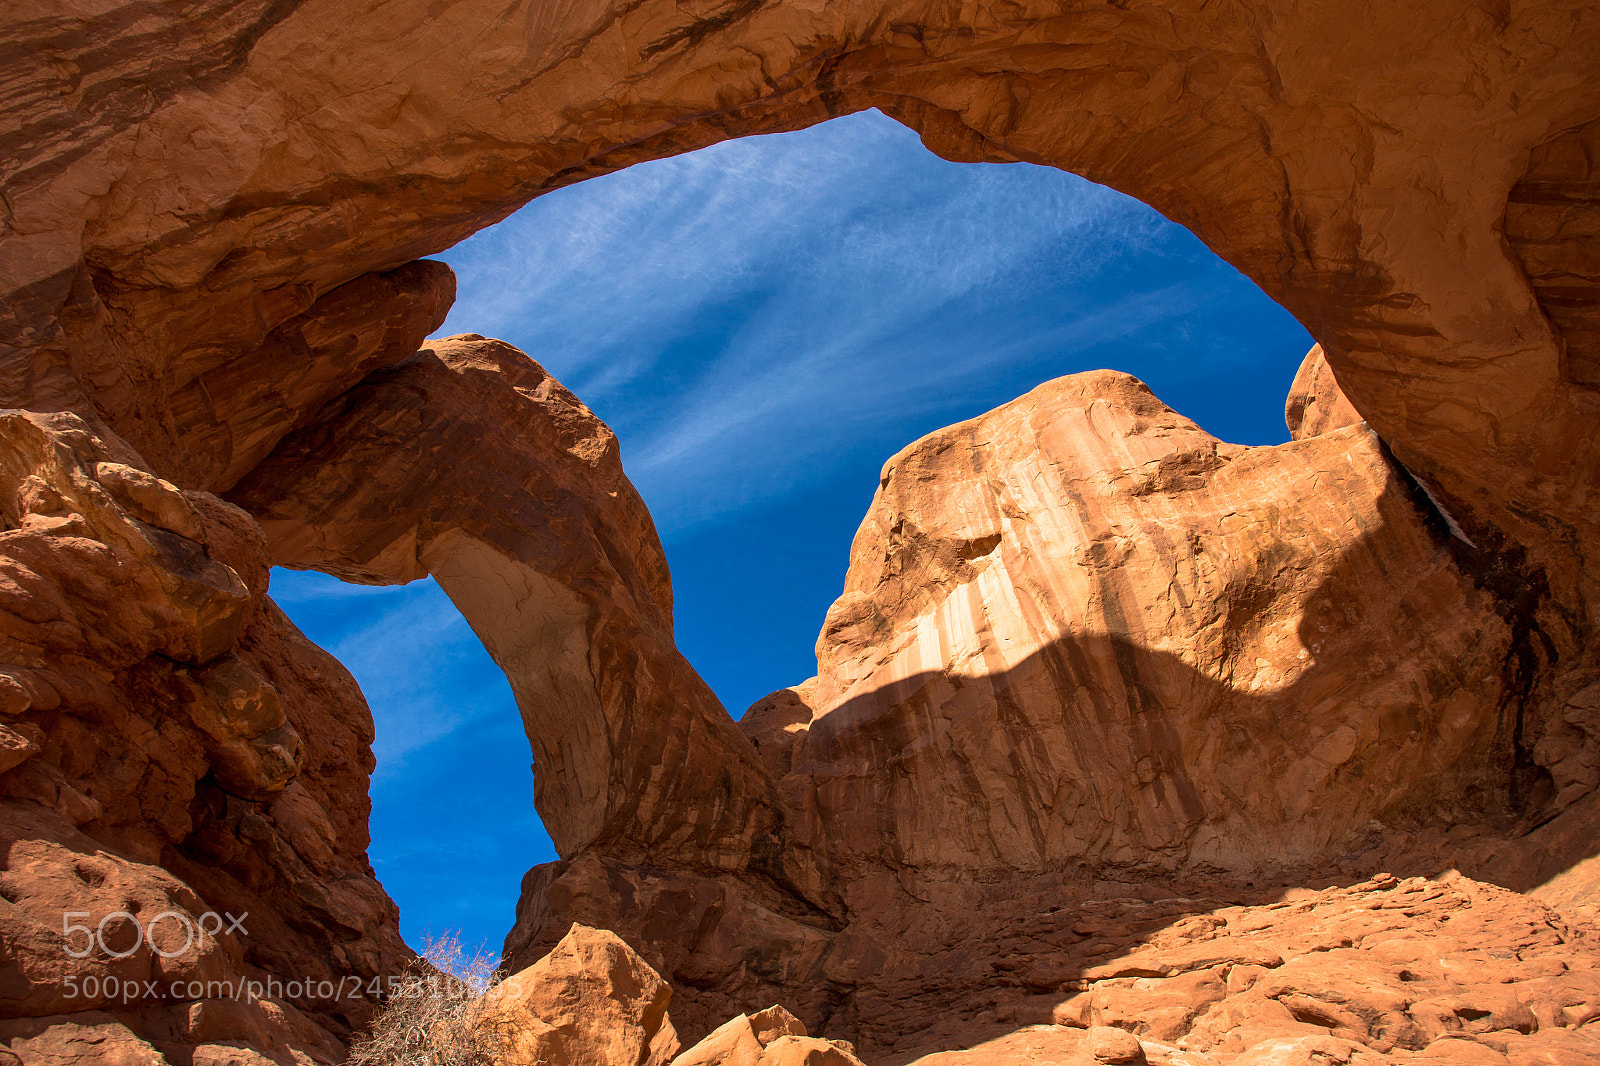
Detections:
[347, 934, 508, 1066]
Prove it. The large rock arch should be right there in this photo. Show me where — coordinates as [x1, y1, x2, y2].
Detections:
[4, 0, 1600, 1059]
[4, 0, 1596, 547]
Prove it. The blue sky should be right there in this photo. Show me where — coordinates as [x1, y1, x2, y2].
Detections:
[269, 109, 1311, 958]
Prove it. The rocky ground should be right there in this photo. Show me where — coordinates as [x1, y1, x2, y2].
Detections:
[468, 872, 1600, 1065]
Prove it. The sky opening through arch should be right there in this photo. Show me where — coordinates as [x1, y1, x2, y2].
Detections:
[269, 108, 1312, 957]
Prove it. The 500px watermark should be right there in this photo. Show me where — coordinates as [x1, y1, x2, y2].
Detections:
[60, 910, 247, 959]
[62, 973, 473, 1006]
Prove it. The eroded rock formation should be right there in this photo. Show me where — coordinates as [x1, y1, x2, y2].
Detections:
[4, 0, 1600, 1062]
[380, 874, 1600, 1064]
[765, 367, 1533, 875]
[230, 334, 781, 868]
[231, 334, 839, 1038]
[673, 350, 1600, 1053]
[669, 1004, 865, 1066]
[0, 410, 408, 1060]
[1283, 345, 1362, 442]
[6, 0, 1600, 617]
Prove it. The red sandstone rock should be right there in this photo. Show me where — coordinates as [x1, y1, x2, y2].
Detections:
[670, 1014, 765, 1066]
[1087, 1027, 1146, 1064]
[755, 1037, 864, 1066]
[0, 1016, 167, 1066]
[4, 0, 1598, 668]
[479, 924, 678, 1066]
[229, 335, 837, 1038]
[0, 411, 407, 1061]
[226, 348, 1600, 1053]
[133, 261, 454, 493]
[761, 369, 1558, 878]
[231, 335, 768, 865]
[1284, 346, 1363, 441]
[892, 875, 1600, 1064]
[669, 1003, 862, 1066]
[222, 340, 1600, 1059]
[9, 331, 1600, 1060]
[749, 1006, 808, 1045]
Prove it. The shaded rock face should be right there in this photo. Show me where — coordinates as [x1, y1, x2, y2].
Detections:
[229, 335, 817, 879]
[231, 336, 839, 1038]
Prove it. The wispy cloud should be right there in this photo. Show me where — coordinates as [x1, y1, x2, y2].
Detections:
[432, 109, 1226, 536]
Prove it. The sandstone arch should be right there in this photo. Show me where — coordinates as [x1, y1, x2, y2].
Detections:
[5, 1, 1599, 545]
[7, 0, 1600, 721]
[4, 0, 1600, 1059]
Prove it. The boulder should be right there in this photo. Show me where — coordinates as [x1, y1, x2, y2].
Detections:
[480, 924, 678, 1066]
[670, 1005, 863, 1066]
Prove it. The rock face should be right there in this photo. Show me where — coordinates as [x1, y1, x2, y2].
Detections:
[1284, 345, 1363, 441]
[668, 1004, 864, 1066]
[5, 0, 1599, 635]
[478, 924, 679, 1066]
[766, 366, 1537, 876]
[231, 334, 779, 867]
[5, 0, 1600, 1063]
[231, 335, 839, 1037]
[705, 357, 1600, 1052]
[0, 410, 407, 1059]
[480, 871, 1600, 1066]
[231, 333, 1600, 1053]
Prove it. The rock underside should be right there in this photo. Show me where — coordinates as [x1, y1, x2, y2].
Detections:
[3, 0, 1600, 1063]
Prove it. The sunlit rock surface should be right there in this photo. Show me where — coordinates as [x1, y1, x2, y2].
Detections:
[725, 357, 1600, 1052]
[772, 366, 1518, 874]
[1284, 344, 1363, 442]
[478, 924, 679, 1066]
[669, 1003, 864, 1066]
[883, 873, 1600, 1063]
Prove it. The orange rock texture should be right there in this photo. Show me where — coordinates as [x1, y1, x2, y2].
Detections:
[0, 410, 408, 1058]
[887, 872, 1600, 1064]
[233, 334, 837, 1039]
[770, 367, 1516, 875]
[3, 0, 1600, 1063]
[709, 354, 1600, 1053]
[478, 924, 680, 1066]
[1284, 345, 1362, 442]
[5, 0, 1598, 595]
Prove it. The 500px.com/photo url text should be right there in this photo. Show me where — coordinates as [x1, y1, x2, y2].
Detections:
[61, 973, 458, 1006]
